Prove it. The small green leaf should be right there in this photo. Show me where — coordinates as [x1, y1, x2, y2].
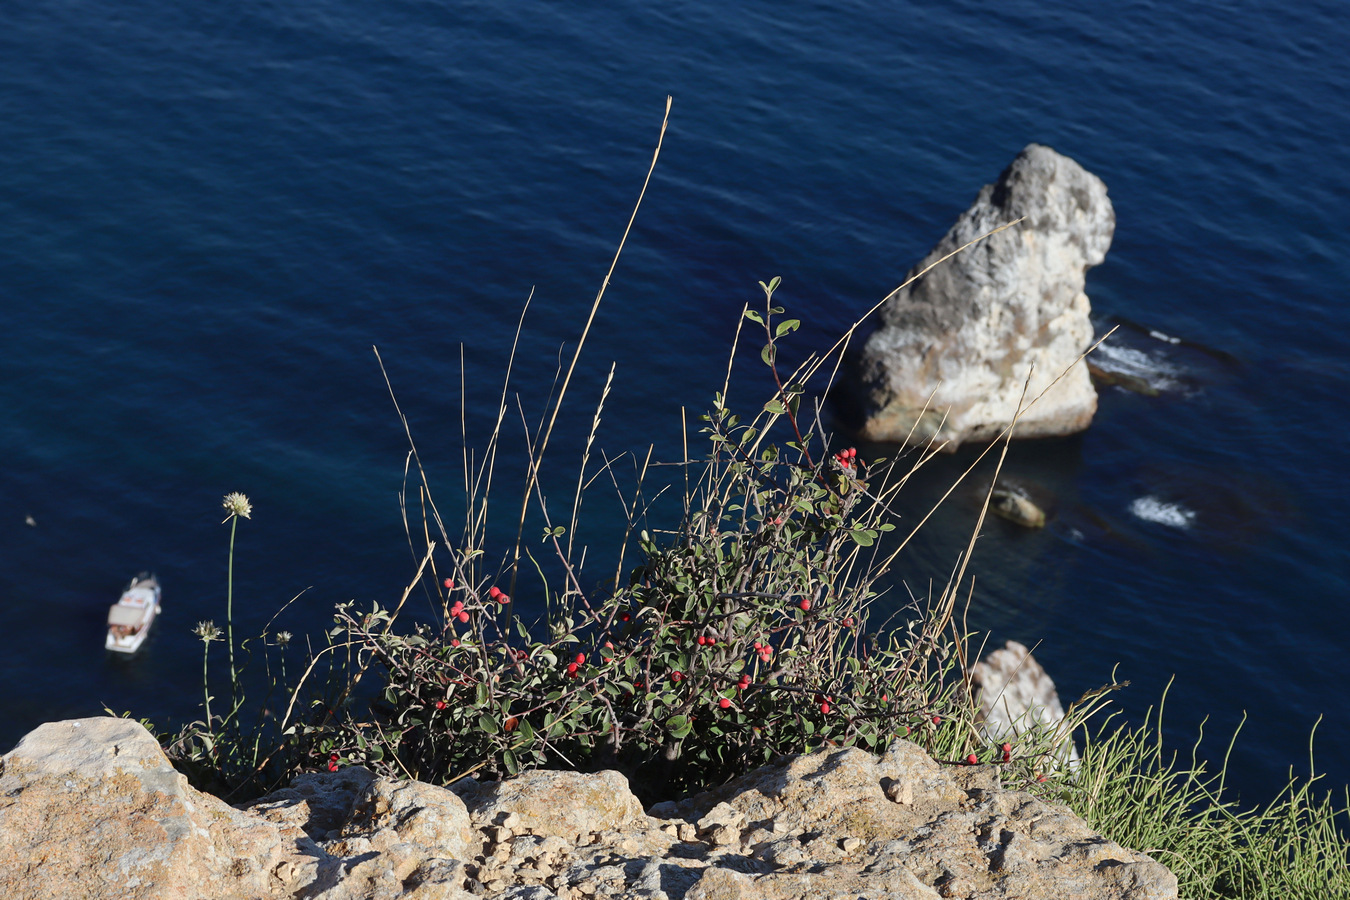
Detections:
[667, 715, 692, 738]
[761, 343, 776, 367]
[744, 309, 764, 325]
[763, 399, 787, 415]
[775, 318, 801, 338]
[503, 749, 520, 775]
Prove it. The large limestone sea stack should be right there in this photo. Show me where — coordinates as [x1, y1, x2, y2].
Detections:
[854, 144, 1114, 448]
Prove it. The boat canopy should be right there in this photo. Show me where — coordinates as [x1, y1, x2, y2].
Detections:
[121, 588, 154, 606]
[108, 604, 145, 626]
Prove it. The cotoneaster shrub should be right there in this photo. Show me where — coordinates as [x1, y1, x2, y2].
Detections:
[285, 280, 1062, 800]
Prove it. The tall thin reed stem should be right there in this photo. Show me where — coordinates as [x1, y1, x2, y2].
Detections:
[219, 491, 251, 721]
[227, 513, 239, 710]
[201, 640, 213, 725]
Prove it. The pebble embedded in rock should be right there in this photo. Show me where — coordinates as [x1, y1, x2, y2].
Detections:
[709, 825, 740, 847]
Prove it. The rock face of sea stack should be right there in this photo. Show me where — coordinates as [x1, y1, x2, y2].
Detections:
[854, 143, 1114, 448]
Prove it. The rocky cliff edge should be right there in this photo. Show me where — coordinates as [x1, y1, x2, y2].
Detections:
[0, 717, 1176, 900]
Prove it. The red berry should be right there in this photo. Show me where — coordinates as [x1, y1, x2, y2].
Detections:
[1037, 774, 1047, 783]
[821, 702, 831, 714]
[457, 610, 469, 623]
[718, 697, 731, 709]
[497, 592, 510, 605]
[575, 653, 586, 666]
[1002, 742, 1012, 752]
[620, 612, 631, 622]
[697, 635, 707, 646]
[881, 693, 889, 702]
[799, 598, 811, 611]
[671, 671, 683, 682]
[328, 760, 339, 772]
[451, 639, 460, 647]
[842, 617, 854, 627]
[488, 586, 501, 599]
[566, 662, 578, 675]
[931, 715, 941, 725]
[967, 753, 979, 765]
[753, 641, 762, 650]
[443, 577, 455, 590]
[435, 700, 446, 710]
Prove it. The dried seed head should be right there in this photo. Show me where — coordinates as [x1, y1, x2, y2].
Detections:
[221, 492, 252, 520]
[193, 620, 222, 643]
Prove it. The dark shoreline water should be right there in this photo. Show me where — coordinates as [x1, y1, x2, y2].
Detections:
[2, 0, 1348, 804]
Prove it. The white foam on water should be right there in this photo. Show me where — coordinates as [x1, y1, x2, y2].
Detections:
[1093, 342, 1184, 391]
[1149, 329, 1182, 344]
[1129, 496, 1197, 529]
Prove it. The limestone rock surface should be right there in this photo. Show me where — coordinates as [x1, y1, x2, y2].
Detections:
[450, 768, 647, 840]
[854, 143, 1113, 448]
[651, 741, 1170, 900]
[0, 717, 319, 900]
[0, 716, 1174, 900]
[971, 640, 1069, 738]
[970, 640, 1079, 768]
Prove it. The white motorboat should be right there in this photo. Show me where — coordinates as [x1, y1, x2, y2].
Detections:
[106, 573, 161, 654]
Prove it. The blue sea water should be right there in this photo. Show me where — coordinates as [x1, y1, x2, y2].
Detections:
[2, 0, 1348, 804]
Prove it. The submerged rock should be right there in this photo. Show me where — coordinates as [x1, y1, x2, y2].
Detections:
[1088, 361, 1161, 397]
[989, 485, 1047, 529]
[0, 716, 1173, 899]
[853, 144, 1113, 449]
